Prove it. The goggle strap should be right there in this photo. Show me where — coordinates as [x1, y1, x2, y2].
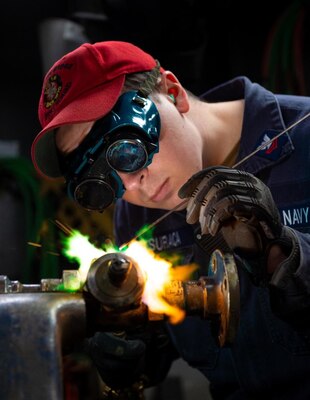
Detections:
[137, 60, 161, 98]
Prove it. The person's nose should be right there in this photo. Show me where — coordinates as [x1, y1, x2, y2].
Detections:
[117, 169, 146, 191]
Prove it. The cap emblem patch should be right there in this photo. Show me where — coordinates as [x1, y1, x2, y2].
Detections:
[44, 74, 62, 109]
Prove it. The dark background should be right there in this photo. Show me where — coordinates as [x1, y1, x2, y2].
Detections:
[0, 1, 309, 398]
[0, 0, 309, 280]
[1, 0, 308, 160]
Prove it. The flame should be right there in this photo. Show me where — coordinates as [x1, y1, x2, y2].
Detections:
[62, 231, 106, 282]
[62, 231, 196, 324]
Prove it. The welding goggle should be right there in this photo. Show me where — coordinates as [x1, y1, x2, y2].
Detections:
[61, 91, 161, 212]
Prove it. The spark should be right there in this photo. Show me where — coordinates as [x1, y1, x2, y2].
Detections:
[62, 230, 196, 324]
[27, 241, 60, 256]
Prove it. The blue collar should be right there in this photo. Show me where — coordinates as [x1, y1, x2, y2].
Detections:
[201, 76, 294, 174]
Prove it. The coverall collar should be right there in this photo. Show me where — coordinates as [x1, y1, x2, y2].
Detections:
[201, 76, 294, 175]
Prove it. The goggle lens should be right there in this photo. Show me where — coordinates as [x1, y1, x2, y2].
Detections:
[74, 178, 115, 211]
[107, 139, 148, 173]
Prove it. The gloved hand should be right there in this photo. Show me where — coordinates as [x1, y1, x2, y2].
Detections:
[85, 332, 146, 390]
[178, 166, 300, 286]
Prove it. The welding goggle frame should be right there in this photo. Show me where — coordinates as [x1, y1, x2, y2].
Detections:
[61, 90, 161, 212]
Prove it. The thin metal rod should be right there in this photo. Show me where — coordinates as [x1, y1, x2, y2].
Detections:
[233, 111, 310, 168]
[120, 111, 310, 249]
[119, 199, 188, 250]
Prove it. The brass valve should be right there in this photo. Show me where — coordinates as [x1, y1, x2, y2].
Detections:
[85, 249, 240, 347]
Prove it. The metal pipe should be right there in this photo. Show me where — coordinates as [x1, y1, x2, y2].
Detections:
[85, 250, 240, 346]
[0, 289, 86, 400]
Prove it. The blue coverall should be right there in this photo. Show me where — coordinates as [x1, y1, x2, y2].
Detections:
[114, 76, 310, 399]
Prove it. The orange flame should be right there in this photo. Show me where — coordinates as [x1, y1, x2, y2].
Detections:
[62, 231, 196, 324]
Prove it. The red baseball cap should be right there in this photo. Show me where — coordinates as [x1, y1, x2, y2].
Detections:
[31, 41, 161, 178]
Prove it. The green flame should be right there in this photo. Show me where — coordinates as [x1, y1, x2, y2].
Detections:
[61, 230, 118, 286]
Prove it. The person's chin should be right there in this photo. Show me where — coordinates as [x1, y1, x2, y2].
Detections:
[125, 181, 183, 210]
[151, 194, 185, 211]
[149, 179, 170, 203]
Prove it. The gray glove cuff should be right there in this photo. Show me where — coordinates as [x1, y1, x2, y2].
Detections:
[269, 226, 300, 289]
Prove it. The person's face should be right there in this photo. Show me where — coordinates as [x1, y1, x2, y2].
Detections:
[56, 77, 204, 211]
[119, 92, 203, 210]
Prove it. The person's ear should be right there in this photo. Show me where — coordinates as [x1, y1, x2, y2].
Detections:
[160, 71, 189, 113]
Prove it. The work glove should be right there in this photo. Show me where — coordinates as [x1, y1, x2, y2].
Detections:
[85, 332, 146, 391]
[85, 327, 178, 397]
[178, 166, 300, 287]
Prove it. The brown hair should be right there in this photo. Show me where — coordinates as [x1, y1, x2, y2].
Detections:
[124, 66, 198, 102]
[123, 60, 162, 97]
[124, 71, 162, 93]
